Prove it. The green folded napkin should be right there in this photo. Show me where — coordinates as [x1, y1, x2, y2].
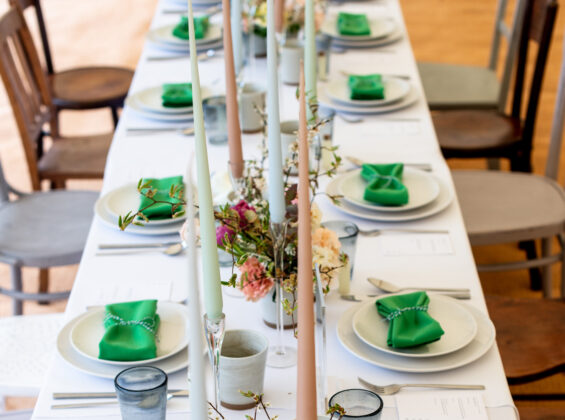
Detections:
[337, 12, 371, 36]
[162, 83, 193, 108]
[172, 15, 209, 40]
[376, 292, 444, 349]
[99, 300, 160, 361]
[361, 163, 408, 206]
[348, 74, 385, 100]
[138, 175, 185, 220]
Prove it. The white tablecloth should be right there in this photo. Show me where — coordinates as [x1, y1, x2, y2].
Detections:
[31, 0, 518, 418]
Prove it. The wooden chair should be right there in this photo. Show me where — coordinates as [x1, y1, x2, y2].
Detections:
[9, 0, 133, 127]
[0, 6, 112, 191]
[433, 0, 558, 173]
[451, 25, 565, 298]
[418, 0, 525, 111]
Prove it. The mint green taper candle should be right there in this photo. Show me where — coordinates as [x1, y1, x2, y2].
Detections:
[187, 0, 223, 320]
[304, 0, 317, 122]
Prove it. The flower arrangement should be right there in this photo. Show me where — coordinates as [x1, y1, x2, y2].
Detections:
[285, 0, 327, 35]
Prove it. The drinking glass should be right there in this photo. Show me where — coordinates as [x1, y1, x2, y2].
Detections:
[329, 389, 383, 419]
[114, 366, 168, 420]
[321, 220, 359, 277]
[203, 96, 228, 145]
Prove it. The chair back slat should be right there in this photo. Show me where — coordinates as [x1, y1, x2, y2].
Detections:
[0, 7, 54, 190]
[545, 37, 565, 181]
[488, 0, 510, 70]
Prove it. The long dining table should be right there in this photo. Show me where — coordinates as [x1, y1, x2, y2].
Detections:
[31, 0, 519, 418]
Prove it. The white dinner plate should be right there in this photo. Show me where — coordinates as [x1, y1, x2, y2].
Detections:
[352, 295, 478, 358]
[326, 172, 453, 222]
[337, 168, 440, 212]
[125, 96, 194, 122]
[70, 302, 188, 366]
[130, 85, 212, 115]
[330, 27, 403, 49]
[148, 23, 222, 47]
[336, 296, 495, 372]
[57, 309, 190, 379]
[146, 37, 223, 54]
[95, 190, 185, 236]
[321, 16, 397, 41]
[318, 84, 419, 115]
[325, 76, 410, 108]
[103, 183, 186, 227]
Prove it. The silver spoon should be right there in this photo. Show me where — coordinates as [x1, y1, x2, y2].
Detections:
[368, 277, 471, 294]
[337, 113, 364, 123]
[96, 242, 186, 257]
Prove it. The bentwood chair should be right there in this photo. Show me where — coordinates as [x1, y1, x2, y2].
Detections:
[0, 6, 111, 191]
[418, 0, 525, 111]
[0, 154, 98, 315]
[452, 28, 565, 298]
[9, 0, 133, 127]
[433, 0, 558, 173]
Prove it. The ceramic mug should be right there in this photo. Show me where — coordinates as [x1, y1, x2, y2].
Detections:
[239, 83, 266, 133]
[219, 329, 269, 409]
[280, 40, 304, 85]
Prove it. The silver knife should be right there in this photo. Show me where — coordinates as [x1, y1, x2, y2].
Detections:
[52, 389, 188, 400]
[98, 242, 181, 250]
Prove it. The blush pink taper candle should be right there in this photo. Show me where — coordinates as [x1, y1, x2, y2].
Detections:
[296, 61, 317, 419]
[275, 0, 284, 33]
[222, 0, 244, 179]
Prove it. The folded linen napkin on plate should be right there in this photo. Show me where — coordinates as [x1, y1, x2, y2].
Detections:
[172, 15, 210, 40]
[337, 12, 371, 36]
[138, 175, 185, 220]
[162, 83, 193, 108]
[376, 291, 444, 348]
[99, 300, 160, 361]
[348, 74, 385, 100]
[361, 163, 408, 206]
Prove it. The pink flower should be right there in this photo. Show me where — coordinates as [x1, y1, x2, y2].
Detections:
[232, 200, 256, 228]
[239, 257, 274, 302]
[216, 225, 235, 246]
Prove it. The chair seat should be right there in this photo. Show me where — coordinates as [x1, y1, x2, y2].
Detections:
[453, 170, 565, 245]
[0, 190, 98, 267]
[433, 110, 522, 156]
[50, 66, 133, 109]
[518, 407, 565, 420]
[486, 296, 565, 383]
[417, 62, 500, 110]
[38, 133, 112, 182]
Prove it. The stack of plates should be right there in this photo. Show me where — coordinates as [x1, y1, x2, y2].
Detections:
[126, 85, 211, 122]
[95, 183, 187, 236]
[337, 295, 496, 372]
[147, 21, 223, 53]
[321, 15, 403, 49]
[319, 76, 418, 115]
[326, 167, 454, 222]
[57, 302, 191, 378]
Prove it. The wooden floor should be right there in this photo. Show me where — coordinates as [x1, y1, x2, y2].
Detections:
[0, 0, 563, 416]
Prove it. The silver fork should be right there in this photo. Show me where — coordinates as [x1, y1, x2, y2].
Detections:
[358, 228, 449, 237]
[358, 377, 485, 396]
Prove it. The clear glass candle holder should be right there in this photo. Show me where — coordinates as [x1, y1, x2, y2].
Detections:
[114, 366, 168, 420]
[329, 389, 383, 419]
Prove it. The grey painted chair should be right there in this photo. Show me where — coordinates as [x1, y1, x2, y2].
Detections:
[0, 159, 98, 314]
[418, 0, 526, 111]
[452, 34, 565, 298]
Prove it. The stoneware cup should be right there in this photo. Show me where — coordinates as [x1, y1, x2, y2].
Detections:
[219, 329, 269, 409]
[280, 40, 304, 85]
[280, 120, 299, 171]
[239, 83, 266, 133]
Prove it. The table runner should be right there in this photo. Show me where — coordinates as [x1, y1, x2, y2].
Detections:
[31, 0, 518, 418]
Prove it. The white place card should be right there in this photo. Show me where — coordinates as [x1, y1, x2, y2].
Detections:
[85, 278, 173, 307]
[396, 391, 488, 420]
[379, 233, 454, 256]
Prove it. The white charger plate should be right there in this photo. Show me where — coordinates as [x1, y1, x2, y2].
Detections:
[321, 17, 397, 41]
[337, 296, 495, 373]
[103, 183, 186, 227]
[330, 27, 403, 49]
[125, 96, 194, 122]
[318, 84, 419, 115]
[95, 191, 185, 236]
[325, 76, 410, 108]
[57, 309, 189, 379]
[337, 168, 440, 212]
[352, 295, 478, 358]
[130, 85, 211, 115]
[148, 23, 222, 47]
[70, 302, 188, 366]
[326, 173, 453, 222]
[146, 37, 223, 54]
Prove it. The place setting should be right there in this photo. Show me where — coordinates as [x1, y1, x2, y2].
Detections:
[326, 162, 454, 222]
